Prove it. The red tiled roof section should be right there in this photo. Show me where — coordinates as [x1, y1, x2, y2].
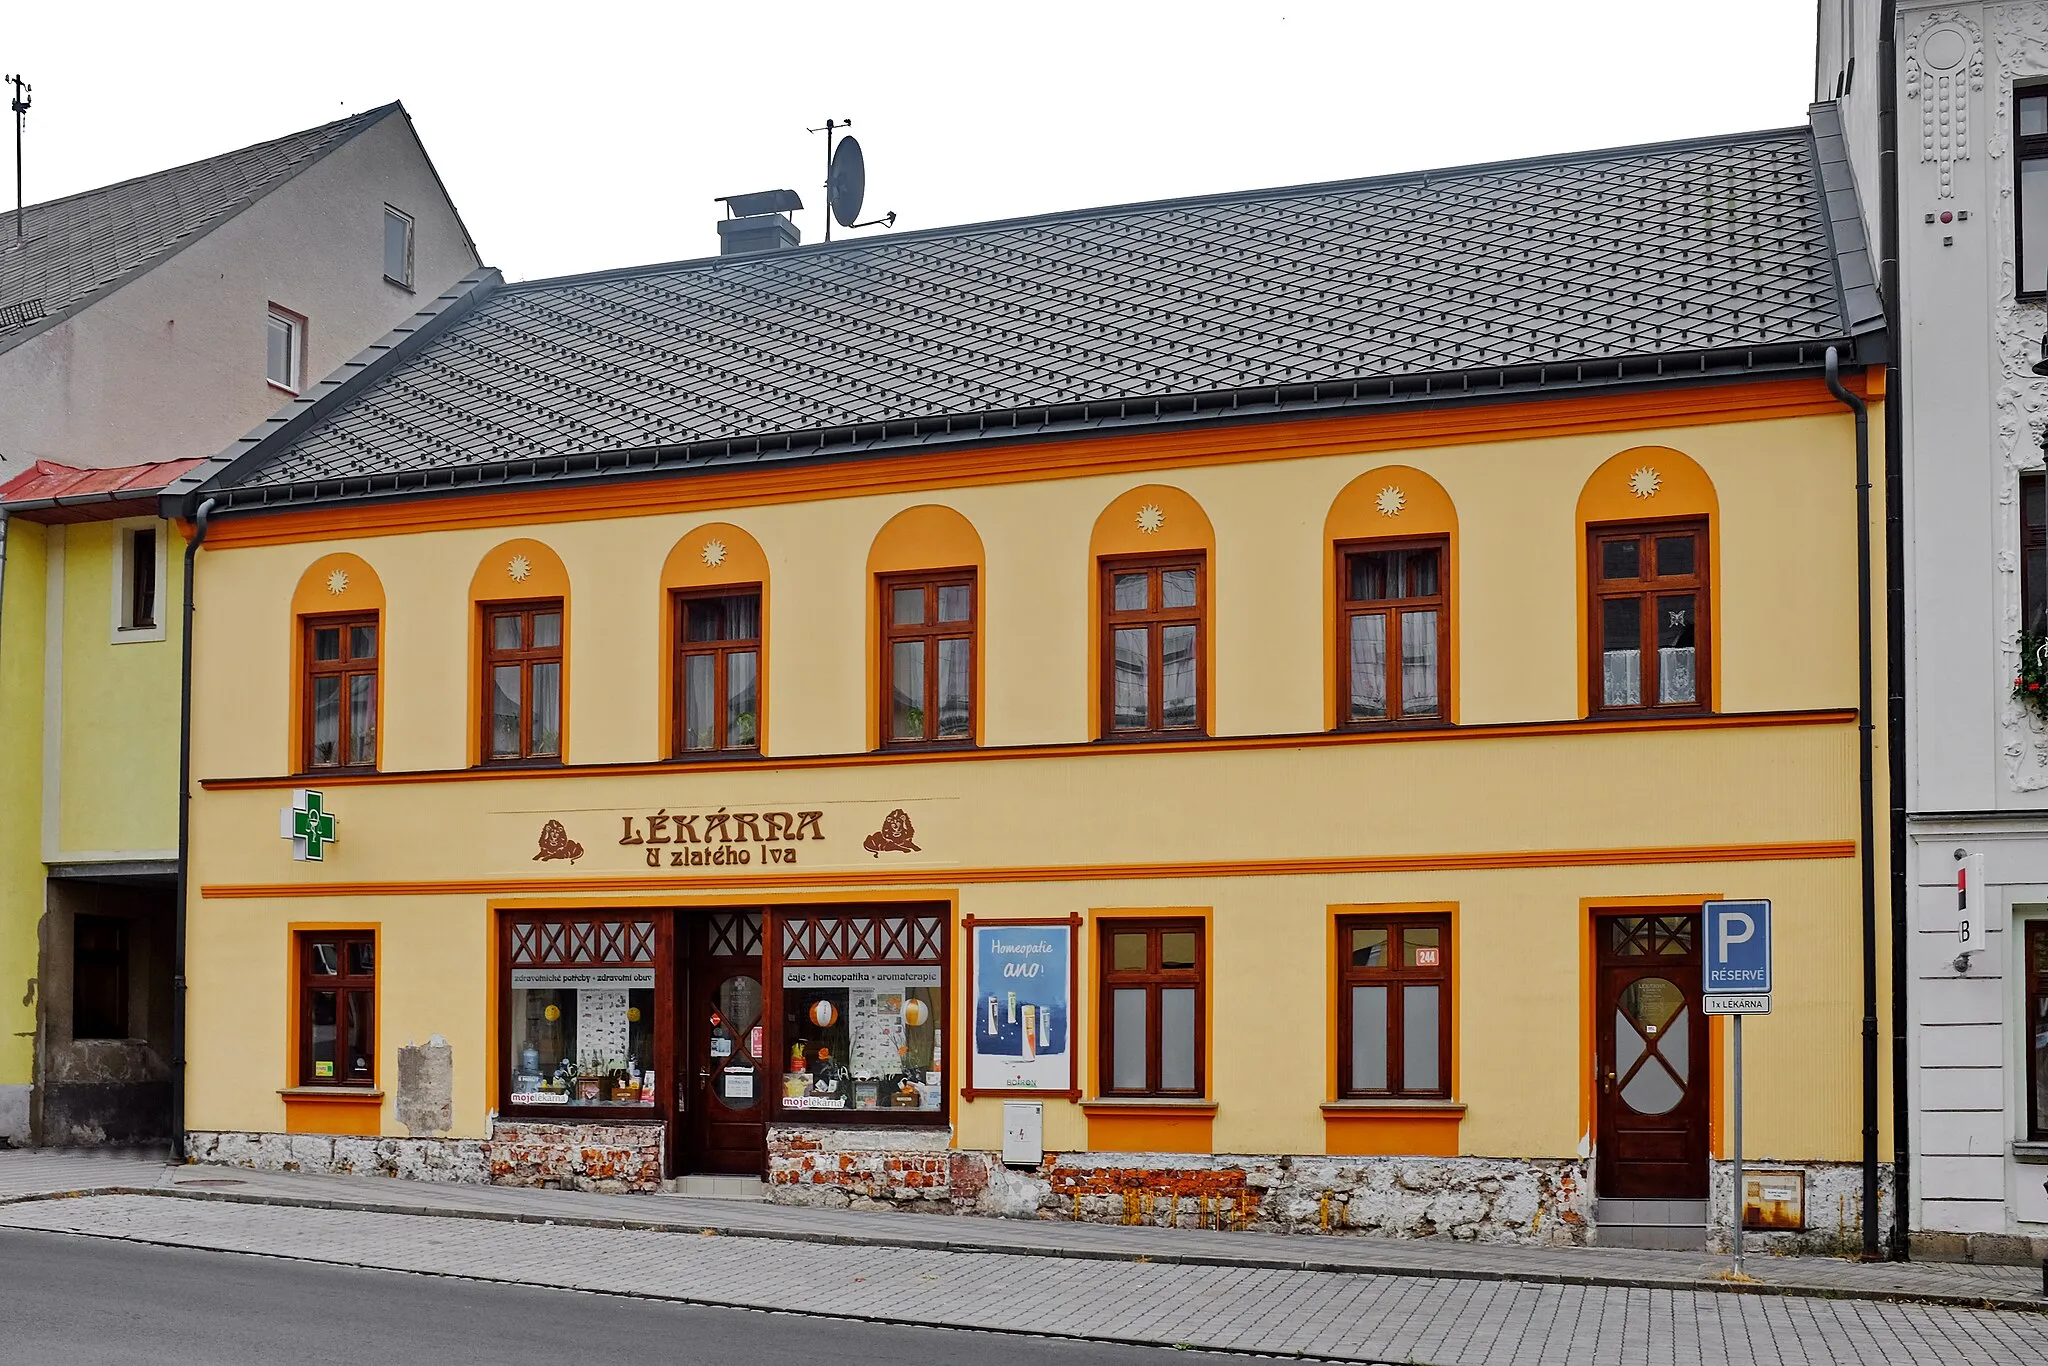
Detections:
[0, 458, 208, 521]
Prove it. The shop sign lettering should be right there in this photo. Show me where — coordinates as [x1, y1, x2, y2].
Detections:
[615, 807, 826, 869]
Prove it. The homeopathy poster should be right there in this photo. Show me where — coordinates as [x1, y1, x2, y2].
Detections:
[969, 922, 1071, 1093]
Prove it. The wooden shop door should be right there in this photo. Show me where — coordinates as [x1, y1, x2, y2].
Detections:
[1594, 912, 1709, 1199]
[679, 909, 767, 1175]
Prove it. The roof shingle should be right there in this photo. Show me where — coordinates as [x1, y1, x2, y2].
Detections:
[185, 116, 1881, 512]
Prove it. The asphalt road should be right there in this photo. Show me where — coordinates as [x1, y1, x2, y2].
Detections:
[0, 1228, 1235, 1366]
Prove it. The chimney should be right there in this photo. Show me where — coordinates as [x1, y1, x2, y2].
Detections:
[715, 189, 804, 256]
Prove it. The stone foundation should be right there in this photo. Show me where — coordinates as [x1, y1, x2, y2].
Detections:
[765, 1126, 1596, 1245]
[186, 1118, 665, 1193]
[185, 1130, 489, 1182]
[1707, 1159, 1896, 1256]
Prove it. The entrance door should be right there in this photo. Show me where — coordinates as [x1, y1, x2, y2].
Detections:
[681, 910, 767, 1175]
[1595, 912, 1708, 1199]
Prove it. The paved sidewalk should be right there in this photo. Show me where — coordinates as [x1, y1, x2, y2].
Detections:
[0, 1148, 2032, 1310]
[5, 1192, 2046, 1365]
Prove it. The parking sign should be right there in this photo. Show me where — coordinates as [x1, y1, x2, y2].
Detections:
[1703, 900, 1771, 1013]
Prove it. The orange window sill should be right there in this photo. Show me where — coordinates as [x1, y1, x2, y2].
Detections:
[279, 1087, 384, 1103]
[282, 1087, 383, 1137]
[1080, 1097, 1217, 1116]
[1321, 1099, 1462, 1157]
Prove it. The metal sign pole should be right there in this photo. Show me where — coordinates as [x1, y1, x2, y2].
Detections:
[1732, 1013, 1744, 1277]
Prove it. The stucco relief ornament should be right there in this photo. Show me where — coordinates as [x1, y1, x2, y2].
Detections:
[700, 538, 727, 568]
[1628, 466, 1661, 499]
[1135, 503, 1165, 534]
[1906, 12, 1984, 200]
[507, 554, 532, 583]
[1375, 486, 1406, 517]
[325, 569, 349, 596]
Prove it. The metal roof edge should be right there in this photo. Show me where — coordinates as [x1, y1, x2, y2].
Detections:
[0, 104, 405, 361]
[1807, 101, 1888, 353]
[159, 266, 504, 519]
[390, 104, 484, 272]
[495, 122, 1821, 295]
[199, 338, 1869, 521]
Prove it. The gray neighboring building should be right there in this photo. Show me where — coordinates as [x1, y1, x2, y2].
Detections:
[0, 103, 480, 1146]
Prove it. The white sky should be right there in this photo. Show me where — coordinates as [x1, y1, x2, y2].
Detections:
[7, 0, 1817, 283]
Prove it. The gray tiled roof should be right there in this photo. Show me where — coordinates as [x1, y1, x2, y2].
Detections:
[0, 105, 397, 354]
[183, 115, 1882, 513]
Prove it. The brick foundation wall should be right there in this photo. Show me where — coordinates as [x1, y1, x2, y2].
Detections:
[186, 1119, 666, 1194]
[488, 1120, 664, 1194]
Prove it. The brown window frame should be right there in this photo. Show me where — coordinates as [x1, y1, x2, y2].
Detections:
[2024, 471, 2047, 639]
[2018, 85, 2048, 299]
[672, 586, 762, 757]
[481, 599, 564, 765]
[1587, 518, 1710, 717]
[125, 526, 158, 631]
[499, 911, 669, 1119]
[1097, 918, 1206, 1098]
[1100, 553, 1206, 740]
[1336, 913, 1452, 1100]
[302, 611, 380, 772]
[296, 930, 376, 1089]
[2029, 922, 2048, 1141]
[879, 569, 977, 747]
[1336, 536, 1450, 728]
[769, 904, 951, 1127]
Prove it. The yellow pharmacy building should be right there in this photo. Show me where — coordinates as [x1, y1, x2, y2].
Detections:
[164, 115, 1892, 1250]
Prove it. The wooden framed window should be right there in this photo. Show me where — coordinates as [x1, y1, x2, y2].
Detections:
[1102, 554, 1204, 738]
[881, 570, 975, 745]
[775, 905, 949, 1124]
[2019, 87, 2048, 297]
[2025, 472, 2047, 638]
[297, 931, 375, 1087]
[2029, 923, 2048, 1140]
[483, 600, 562, 763]
[1098, 919, 1204, 1097]
[304, 613, 378, 770]
[502, 912, 665, 1116]
[675, 589, 760, 754]
[1338, 539, 1447, 725]
[1337, 914, 1450, 1099]
[1589, 520, 1708, 715]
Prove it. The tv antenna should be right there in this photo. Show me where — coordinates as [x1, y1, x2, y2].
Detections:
[6, 74, 27, 240]
[806, 118, 896, 243]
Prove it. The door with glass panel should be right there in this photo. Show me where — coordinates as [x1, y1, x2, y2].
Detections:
[1595, 912, 1708, 1198]
[1589, 521, 1707, 715]
[683, 911, 767, 1174]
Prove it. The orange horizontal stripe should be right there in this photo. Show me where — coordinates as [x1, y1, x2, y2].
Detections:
[199, 840, 1856, 901]
[199, 707, 1858, 791]
[199, 376, 1872, 549]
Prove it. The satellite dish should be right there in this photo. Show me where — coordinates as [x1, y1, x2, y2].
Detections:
[828, 136, 866, 229]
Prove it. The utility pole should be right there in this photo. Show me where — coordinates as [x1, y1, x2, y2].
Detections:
[6, 73, 28, 239]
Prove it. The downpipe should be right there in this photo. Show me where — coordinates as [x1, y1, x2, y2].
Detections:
[1824, 347, 1882, 1261]
[170, 497, 217, 1162]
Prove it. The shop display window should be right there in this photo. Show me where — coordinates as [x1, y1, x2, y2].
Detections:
[776, 907, 948, 1121]
[504, 914, 663, 1112]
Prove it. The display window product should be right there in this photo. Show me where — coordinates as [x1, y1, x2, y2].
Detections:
[503, 913, 664, 1113]
[774, 906, 948, 1121]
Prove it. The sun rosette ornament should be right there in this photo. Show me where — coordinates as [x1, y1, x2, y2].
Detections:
[1135, 503, 1165, 534]
[2015, 631, 2048, 724]
[1628, 466, 1662, 500]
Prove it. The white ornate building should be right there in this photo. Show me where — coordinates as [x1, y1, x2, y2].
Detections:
[1822, 1, 2048, 1256]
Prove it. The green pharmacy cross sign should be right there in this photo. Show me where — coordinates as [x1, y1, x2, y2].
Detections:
[280, 788, 338, 862]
